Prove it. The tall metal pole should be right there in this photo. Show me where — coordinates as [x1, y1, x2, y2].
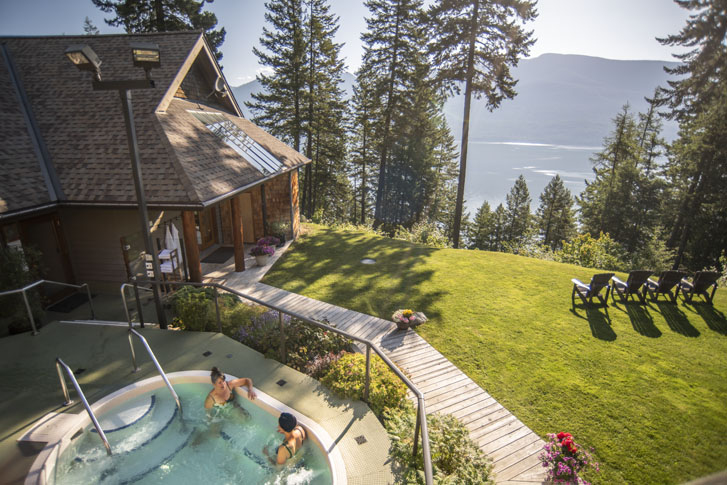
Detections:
[118, 89, 167, 329]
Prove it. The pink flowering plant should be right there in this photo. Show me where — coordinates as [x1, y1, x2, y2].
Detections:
[540, 432, 599, 484]
[392, 309, 417, 324]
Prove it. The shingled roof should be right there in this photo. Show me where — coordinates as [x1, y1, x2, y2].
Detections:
[0, 31, 309, 220]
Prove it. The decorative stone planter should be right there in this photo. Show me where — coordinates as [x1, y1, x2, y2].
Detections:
[255, 254, 270, 266]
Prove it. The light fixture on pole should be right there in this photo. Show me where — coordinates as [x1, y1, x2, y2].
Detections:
[66, 42, 167, 329]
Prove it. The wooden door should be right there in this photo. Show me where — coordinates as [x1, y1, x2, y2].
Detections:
[198, 207, 218, 250]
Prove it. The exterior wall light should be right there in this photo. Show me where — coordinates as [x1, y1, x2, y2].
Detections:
[64, 44, 102, 80]
[130, 42, 160, 79]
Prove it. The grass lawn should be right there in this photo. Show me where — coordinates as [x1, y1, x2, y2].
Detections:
[263, 224, 727, 484]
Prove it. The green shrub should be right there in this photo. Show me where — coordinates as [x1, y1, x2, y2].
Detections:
[394, 221, 450, 248]
[555, 232, 626, 271]
[235, 310, 352, 374]
[321, 352, 408, 419]
[171, 286, 216, 332]
[385, 406, 494, 484]
[0, 245, 44, 335]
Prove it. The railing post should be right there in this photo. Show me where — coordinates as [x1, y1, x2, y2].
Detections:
[128, 330, 139, 372]
[55, 359, 73, 406]
[214, 287, 222, 333]
[83, 284, 96, 319]
[413, 399, 421, 458]
[22, 290, 39, 336]
[364, 343, 371, 402]
[133, 281, 144, 328]
[279, 311, 286, 364]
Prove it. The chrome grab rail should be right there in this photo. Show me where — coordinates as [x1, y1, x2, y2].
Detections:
[55, 357, 111, 456]
[127, 328, 183, 419]
[120, 282, 153, 328]
[121, 280, 433, 484]
[0, 279, 95, 335]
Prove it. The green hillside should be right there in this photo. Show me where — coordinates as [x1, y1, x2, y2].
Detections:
[263, 224, 727, 484]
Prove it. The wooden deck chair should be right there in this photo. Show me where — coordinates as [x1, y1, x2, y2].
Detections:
[611, 270, 652, 303]
[643, 270, 687, 302]
[571, 273, 615, 306]
[679, 271, 720, 305]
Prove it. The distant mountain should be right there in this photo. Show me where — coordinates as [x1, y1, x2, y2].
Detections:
[231, 54, 679, 146]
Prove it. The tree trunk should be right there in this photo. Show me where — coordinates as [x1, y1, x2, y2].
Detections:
[452, 3, 479, 248]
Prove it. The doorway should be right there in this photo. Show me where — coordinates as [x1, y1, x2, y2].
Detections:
[197, 207, 218, 250]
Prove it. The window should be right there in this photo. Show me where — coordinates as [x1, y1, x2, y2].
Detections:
[189, 111, 284, 176]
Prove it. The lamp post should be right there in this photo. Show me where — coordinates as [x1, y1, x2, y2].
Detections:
[65, 43, 167, 329]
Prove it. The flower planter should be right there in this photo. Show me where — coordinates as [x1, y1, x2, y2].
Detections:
[255, 254, 270, 266]
[392, 310, 427, 330]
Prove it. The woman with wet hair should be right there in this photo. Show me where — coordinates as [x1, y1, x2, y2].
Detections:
[264, 412, 307, 464]
[204, 366, 256, 410]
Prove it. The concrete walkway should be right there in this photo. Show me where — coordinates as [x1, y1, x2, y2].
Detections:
[235, 282, 547, 484]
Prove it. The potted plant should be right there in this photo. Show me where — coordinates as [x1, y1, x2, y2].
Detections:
[539, 432, 599, 484]
[391, 309, 427, 330]
[268, 221, 290, 248]
[250, 244, 275, 266]
[257, 236, 280, 248]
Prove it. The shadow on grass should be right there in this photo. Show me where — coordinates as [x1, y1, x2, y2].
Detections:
[265, 228, 445, 321]
[649, 301, 700, 337]
[570, 304, 616, 341]
[691, 303, 727, 335]
[612, 300, 662, 338]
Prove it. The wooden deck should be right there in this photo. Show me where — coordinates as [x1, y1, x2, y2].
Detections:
[239, 283, 546, 484]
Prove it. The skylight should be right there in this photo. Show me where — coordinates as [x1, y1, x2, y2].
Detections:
[189, 111, 284, 176]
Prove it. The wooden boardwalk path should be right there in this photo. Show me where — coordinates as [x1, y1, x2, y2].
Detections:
[235, 282, 546, 484]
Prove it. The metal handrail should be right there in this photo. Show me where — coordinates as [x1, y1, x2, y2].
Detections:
[127, 328, 183, 419]
[120, 282, 153, 328]
[120, 280, 433, 484]
[55, 357, 111, 456]
[0, 279, 95, 335]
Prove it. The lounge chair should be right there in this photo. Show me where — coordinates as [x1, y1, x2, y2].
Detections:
[571, 273, 615, 306]
[611, 270, 652, 303]
[679, 271, 720, 305]
[643, 270, 687, 302]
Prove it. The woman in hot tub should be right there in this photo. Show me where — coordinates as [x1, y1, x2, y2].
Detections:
[204, 366, 256, 413]
[264, 412, 307, 464]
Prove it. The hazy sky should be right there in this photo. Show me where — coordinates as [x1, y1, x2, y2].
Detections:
[0, 0, 691, 86]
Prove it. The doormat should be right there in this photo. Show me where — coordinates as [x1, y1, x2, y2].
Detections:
[46, 293, 92, 313]
[202, 247, 235, 264]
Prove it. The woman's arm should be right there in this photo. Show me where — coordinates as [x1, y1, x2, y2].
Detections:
[204, 393, 214, 410]
[229, 377, 256, 400]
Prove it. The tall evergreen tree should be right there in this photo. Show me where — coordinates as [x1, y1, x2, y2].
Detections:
[504, 175, 531, 247]
[426, 0, 537, 248]
[92, 0, 225, 59]
[468, 200, 494, 250]
[299, 0, 348, 219]
[348, 77, 379, 224]
[248, 0, 306, 151]
[654, 0, 727, 269]
[83, 17, 100, 35]
[536, 175, 575, 250]
[359, 0, 425, 227]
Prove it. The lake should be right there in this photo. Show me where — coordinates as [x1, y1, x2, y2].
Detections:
[462, 141, 598, 215]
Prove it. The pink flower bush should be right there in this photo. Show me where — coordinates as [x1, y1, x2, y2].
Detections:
[539, 432, 599, 484]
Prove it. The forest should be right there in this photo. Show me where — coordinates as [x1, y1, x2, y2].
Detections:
[93, 0, 727, 274]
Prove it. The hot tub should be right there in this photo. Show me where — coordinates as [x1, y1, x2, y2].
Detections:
[26, 371, 346, 484]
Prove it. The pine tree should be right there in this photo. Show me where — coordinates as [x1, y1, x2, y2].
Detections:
[300, 0, 348, 219]
[248, 0, 306, 151]
[491, 203, 507, 251]
[654, 0, 727, 122]
[91, 0, 225, 60]
[654, 0, 727, 269]
[469, 200, 494, 249]
[536, 175, 575, 250]
[83, 17, 100, 35]
[504, 175, 531, 247]
[427, 0, 537, 248]
[348, 77, 379, 224]
[360, 0, 425, 227]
